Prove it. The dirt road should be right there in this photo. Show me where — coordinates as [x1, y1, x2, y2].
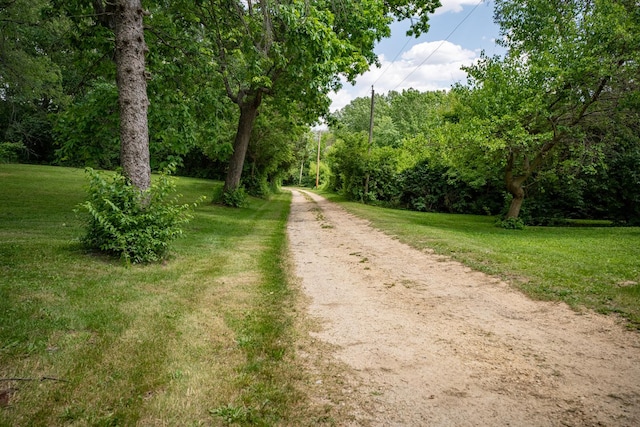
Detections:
[286, 189, 640, 426]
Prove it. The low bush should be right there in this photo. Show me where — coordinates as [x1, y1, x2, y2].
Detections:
[79, 166, 202, 263]
[0, 141, 28, 163]
[219, 186, 249, 207]
[496, 217, 526, 230]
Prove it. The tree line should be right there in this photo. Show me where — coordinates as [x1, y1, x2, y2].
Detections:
[0, 0, 440, 200]
[1, 0, 638, 224]
[318, 0, 640, 225]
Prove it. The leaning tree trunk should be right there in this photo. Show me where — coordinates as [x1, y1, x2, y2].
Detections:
[114, 0, 151, 191]
[505, 177, 526, 219]
[224, 95, 262, 193]
[504, 150, 529, 219]
[503, 139, 560, 219]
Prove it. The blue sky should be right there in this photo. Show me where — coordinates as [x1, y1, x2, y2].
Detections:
[328, 0, 504, 112]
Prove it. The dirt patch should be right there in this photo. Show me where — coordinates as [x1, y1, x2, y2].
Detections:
[287, 189, 640, 426]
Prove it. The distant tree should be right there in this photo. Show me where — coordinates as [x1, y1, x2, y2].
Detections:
[327, 89, 451, 202]
[0, 0, 66, 162]
[244, 101, 307, 195]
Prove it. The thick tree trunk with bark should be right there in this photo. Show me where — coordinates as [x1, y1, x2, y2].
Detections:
[114, 0, 151, 190]
[224, 96, 261, 193]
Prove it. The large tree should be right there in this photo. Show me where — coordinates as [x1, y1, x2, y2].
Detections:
[87, 0, 151, 190]
[454, 0, 640, 219]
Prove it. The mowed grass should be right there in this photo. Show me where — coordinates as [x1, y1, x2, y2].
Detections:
[0, 164, 307, 425]
[319, 191, 640, 329]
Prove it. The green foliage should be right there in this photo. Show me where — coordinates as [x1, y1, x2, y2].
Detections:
[220, 186, 249, 208]
[582, 143, 640, 225]
[383, 0, 441, 36]
[364, 146, 402, 202]
[183, 0, 443, 191]
[306, 160, 331, 188]
[242, 176, 268, 198]
[453, 0, 640, 219]
[0, 142, 28, 163]
[327, 73, 640, 223]
[79, 166, 202, 263]
[327, 141, 401, 203]
[325, 132, 367, 200]
[243, 103, 306, 196]
[326, 90, 505, 213]
[0, 0, 65, 106]
[397, 159, 502, 214]
[0, 0, 68, 163]
[497, 217, 526, 230]
[54, 82, 120, 168]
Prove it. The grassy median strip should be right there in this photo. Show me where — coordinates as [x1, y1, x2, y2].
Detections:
[319, 191, 640, 329]
[0, 164, 300, 425]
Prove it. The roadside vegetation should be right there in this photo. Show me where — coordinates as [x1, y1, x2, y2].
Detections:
[319, 191, 640, 329]
[0, 164, 312, 425]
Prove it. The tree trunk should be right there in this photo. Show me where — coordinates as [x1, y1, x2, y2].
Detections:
[504, 150, 529, 219]
[224, 99, 261, 193]
[114, 0, 151, 190]
[506, 179, 525, 219]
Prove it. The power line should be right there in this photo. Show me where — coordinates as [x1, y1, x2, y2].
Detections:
[372, 35, 413, 87]
[390, 0, 484, 92]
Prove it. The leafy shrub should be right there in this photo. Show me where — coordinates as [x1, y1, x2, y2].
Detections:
[364, 146, 401, 203]
[497, 217, 526, 230]
[396, 160, 450, 212]
[0, 142, 27, 163]
[79, 166, 202, 264]
[243, 174, 271, 198]
[221, 186, 249, 208]
[396, 159, 503, 214]
[324, 133, 367, 199]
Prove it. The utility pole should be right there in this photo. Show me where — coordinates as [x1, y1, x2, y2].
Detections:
[299, 159, 304, 186]
[368, 85, 375, 148]
[363, 85, 375, 199]
[315, 132, 321, 189]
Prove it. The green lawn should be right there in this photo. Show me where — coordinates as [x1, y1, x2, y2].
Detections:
[319, 191, 640, 329]
[0, 164, 308, 425]
[2, 165, 639, 425]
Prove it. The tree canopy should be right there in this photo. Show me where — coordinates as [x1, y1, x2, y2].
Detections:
[179, 0, 441, 193]
[459, 0, 640, 218]
[322, 0, 640, 225]
[2, 0, 639, 223]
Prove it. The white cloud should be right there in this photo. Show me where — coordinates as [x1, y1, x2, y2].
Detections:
[329, 41, 477, 112]
[328, 89, 356, 113]
[434, 0, 486, 15]
[402, 40, 476, 65]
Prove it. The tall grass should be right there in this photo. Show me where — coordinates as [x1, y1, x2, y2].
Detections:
[0, 164, 302, 425]
[319, 191, 640, 328]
